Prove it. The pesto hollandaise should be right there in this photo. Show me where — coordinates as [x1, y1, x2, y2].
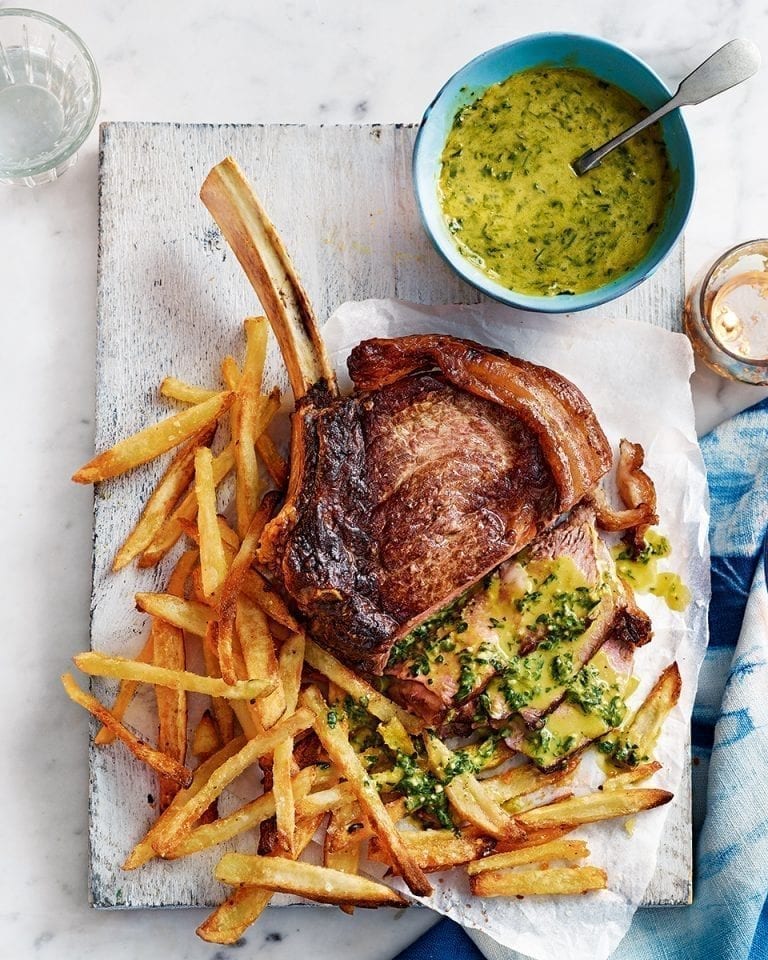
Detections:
[388, 554, 632, 768]
[438, 66, 675, 296]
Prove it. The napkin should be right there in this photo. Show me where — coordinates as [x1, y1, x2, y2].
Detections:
[394, 396, 768, 960]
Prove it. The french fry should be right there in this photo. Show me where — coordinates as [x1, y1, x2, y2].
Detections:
[470, 865, 607, 898]
[93, 632, 154, 746]
[73, 392, 233, 484]
[235, 317, 269, 536]
[237, 596, 286, 729]
[256, 432, 289, 488]
[61, 673, 192, 787]
[378, 716, 415, 756]
[198, 623, 235, 746]
[604, 761, 662, 790]
[192, 710, 222, 760]
[166, 766, 317, 859]
[295, 782, 356, 819]
[152, 708, 315, 857]
[221, 355, 241, 390]
[124, 737, 247, 870]
[324, 801, 364, 914]
[138, 443, 235, 567]
[483, 758, 578, 807]
[517, 788, 673, 831]
[196, 815, 323, 944]
[609, 663, 682, 769]
[194, 447, 228, 599]
[73, 651, 274, 701]
[214, 854, 407, 908]
[153, 618, 186, 809]
[466, 838, 589, 875]
[424, 735, 524, 842]
[135, 592, 212, 636]
[272, 630, 305, 853]
[112, 427, 215, 571]
[217, 496, 277, 685]
[461, 736, 515, 773]
[229, 628, 265, 740]
[369, 830, 492, 873]
[154, 550, 196, 808]
[160, 377, 217, 405]
[241, 569, 299, 630]
[304, 639, 422, 734]
[302, 684, 432, 897]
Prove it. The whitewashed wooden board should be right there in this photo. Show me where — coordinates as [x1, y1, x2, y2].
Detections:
[90, 121, 691, 910]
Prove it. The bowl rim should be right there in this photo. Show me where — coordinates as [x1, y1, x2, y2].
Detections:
[413, 31, 696, 314]
[0, 7, 101, 178]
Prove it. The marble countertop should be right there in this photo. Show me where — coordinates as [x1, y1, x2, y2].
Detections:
[2, 2, 767, 958]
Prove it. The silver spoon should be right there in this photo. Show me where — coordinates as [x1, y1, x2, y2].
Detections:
[572, 38, 761, 176]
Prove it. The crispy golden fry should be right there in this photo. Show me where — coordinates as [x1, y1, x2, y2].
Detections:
[302, 684, 432, 897]
[153, 618, 187, 809]
[256, 432, 288, 488]
[93, 632, 154, 746]
[295, 782, 356, 820]
[202, 622, 236, 744]
[378, 716, 415, 756]
[73, 392, 233, 484]
[166, 767, 317, 859]
[369, 830, 493, 873]
[124, 737, 247, 870]
[160, 377, 217, 405]
[304, 639, 422, 734]
[217, 498, 276, 684]
[192, 710, 222, 760]
[236, 596, 286, 728]
[424, 735, 523, 842]
[61, 673, 192, 787]
[324, 800, 364, 913]
[609, 663, 682, 769]
[466, 838, 589, 875]
[517, 788, 673, 831]
[471, 865, 607, 898]
[604, 761, 662, 790]
[272, 631, 305, 853]
[228, 628, 265, 740]
[241, 569, 299, 630]
[194, 446, 228, 598]
[235, 317, 269, 535]
[112, 427, 215, 571]
[73, 651, 274, 701]
[214, 854, 407, 907]
[461, 737, 516, 773]
[221, 355, 241, 391]
[152, 709, 315, 857]
[135, 592, 212, 636]
[139, 443, 235, 567]
[483, 758, 578, 807]
[196, 815, 322, 944]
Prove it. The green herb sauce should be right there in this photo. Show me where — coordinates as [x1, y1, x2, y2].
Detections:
[438, 67, 674, 296]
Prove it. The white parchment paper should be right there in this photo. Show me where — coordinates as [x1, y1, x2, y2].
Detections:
[319, 299, 710, 960]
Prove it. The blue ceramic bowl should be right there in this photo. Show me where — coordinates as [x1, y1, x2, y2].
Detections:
[413, 33, 695, 313]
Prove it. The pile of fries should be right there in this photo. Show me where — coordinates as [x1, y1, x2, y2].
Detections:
[66, 317, 680, 944]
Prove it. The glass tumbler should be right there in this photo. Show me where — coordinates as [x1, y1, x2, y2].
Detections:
[0, 9, 100, 186]
[684, 240, 768, 385]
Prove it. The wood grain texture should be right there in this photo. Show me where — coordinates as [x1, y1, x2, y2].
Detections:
[91, 121, 690, 909]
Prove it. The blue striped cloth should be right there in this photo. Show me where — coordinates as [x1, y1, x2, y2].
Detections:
[395, 397, 768, 960]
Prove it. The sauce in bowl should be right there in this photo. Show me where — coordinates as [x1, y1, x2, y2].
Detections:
[438, 67, 675, 297]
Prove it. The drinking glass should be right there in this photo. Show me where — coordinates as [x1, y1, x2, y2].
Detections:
[0, 9, 100, 186]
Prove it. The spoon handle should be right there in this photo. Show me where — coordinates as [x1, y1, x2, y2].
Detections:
[573, 39, 761, 176]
